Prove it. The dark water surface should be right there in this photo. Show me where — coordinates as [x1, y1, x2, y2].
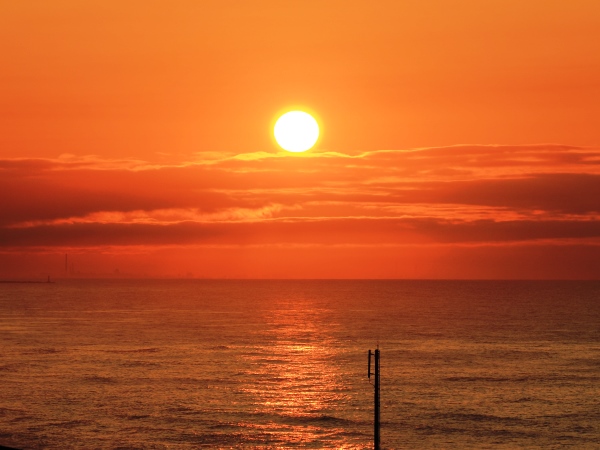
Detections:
[1, 280, 599, 449]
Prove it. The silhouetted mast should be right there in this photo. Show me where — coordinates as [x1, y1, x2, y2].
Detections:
[368, 348, 381, 450]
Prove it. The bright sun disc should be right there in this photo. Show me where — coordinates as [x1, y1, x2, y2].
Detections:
[274, 111, 319, 152]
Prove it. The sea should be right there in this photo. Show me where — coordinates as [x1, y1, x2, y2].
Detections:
[0, 279, 599, 449]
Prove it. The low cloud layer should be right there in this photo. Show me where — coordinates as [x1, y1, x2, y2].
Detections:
[2, 144, 599, 277]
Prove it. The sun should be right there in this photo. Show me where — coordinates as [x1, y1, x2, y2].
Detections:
[274, 111, 319, 152]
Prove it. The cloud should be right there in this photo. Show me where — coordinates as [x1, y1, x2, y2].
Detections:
[382, 173, 600, 214]
[1, 144, 599, 251]
[2, 217, 599, 248]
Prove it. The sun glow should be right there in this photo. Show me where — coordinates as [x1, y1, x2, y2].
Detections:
[274, 111, 319, 153]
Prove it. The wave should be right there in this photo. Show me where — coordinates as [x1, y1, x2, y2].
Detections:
[443, 376, 531, 382]
[119, 360, 160, 368]
[430, 412, 528, 425]
[21, 347, 63, 355]
[104, 347, 160, 354]
[81, 375, 117, 383]
[45, 419, 95, 429]
[443, 374, 600, 383]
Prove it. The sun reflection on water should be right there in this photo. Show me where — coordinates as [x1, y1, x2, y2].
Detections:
[239, 298, 361, 447]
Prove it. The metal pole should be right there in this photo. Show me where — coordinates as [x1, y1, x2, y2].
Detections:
[374, 348, 380, 450]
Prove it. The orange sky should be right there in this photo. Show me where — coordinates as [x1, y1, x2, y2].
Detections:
[1, 1, 599, 279]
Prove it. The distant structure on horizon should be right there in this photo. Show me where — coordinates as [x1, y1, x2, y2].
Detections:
[65, 253, 76, 276]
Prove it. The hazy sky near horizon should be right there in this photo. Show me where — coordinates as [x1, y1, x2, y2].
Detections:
[1, 1, 599, 278]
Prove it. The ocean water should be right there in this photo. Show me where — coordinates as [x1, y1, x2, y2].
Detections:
[0, 279, 599, 449]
